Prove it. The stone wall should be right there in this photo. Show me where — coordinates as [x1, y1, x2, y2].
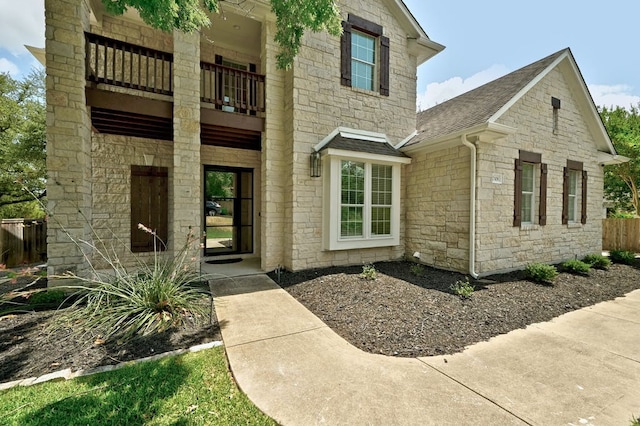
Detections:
[404, 146, 471, 272]
[278, 1, 418, 270]
[474, 66, 604, 274]
[91, 134, 172, 269]
[45, 0, 93, 276]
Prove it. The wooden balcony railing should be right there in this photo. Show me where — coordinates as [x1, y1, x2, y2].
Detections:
[200, 61, 265, 115]
[85, 32, 173, 95]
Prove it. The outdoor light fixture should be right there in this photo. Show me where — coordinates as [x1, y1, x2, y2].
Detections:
[310, 150, 321, 177]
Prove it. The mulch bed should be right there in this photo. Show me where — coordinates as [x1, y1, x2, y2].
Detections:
[0, 270, 221, 384]
[2, 259, 640, 385]
[272, 260, 640, 358]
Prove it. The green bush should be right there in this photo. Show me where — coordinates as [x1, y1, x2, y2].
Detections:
[524, 263, 558, 283]
[610, 250, 636, 265]
[450, 277, 474, 299]
[360, 263, 377, 280]
[582, 253, 611, 270]
[410, 263, 424, 276]
[27, 289, 66, 306]
[56, 226, 209, 343]
[561, 259, 591, 275]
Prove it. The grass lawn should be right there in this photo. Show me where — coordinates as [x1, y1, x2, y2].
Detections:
[206, 227, 233, 239]
[0, 346, 275, 426]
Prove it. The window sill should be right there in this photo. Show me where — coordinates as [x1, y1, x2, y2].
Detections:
[326, 235, 399, 251]
[349, 86, 382, 98]
[566, 222, 582, 229]
[520, 224, 540, 232]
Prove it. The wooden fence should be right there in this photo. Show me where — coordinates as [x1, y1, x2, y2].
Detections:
[0, 219, 47, 268]
[602, 218, 640, 252]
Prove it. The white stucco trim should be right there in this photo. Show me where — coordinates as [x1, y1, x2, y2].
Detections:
[322, 153, 406, 251]
[401, 122, 516, 154]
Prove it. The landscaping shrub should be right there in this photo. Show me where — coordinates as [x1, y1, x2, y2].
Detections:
[55, 225, 209, 343]
[524, 263, 558, 284]
[582, 253, 611, 270]
[409, 263, 424, 276]
[360, 263, 377, 280]
[27, 289, 66, 306]
[450, 277, 474, 299]
[610, 250, 636, 265]
[561, 259, 591, 275]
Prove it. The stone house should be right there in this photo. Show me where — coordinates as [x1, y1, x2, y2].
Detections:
[44, 0, 444, 276]
[44, 0, 620, 279]
[400, 48, 624, 276]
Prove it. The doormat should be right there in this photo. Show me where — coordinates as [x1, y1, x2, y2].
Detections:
[205, 258, 243, 265]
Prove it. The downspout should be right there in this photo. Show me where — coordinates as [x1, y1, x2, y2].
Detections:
[461, 135, 479, 279]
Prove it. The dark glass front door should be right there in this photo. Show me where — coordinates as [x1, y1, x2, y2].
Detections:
[204, 166, 253, 255]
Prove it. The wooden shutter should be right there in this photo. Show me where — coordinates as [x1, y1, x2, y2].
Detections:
[379, 36, 390, 96]
[131, 166, 168, 252]
[539, 163, 547, 225]
[513, 158, 522, 227]
[215, 54, 223, 104]
[562, 166, 569, 225]
[581, 170, 588, 224]
[340, 21, 352, 87]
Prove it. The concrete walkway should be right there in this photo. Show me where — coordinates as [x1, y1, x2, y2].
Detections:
[211, 275, 640, 425]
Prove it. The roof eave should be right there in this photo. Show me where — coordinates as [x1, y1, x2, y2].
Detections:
[401, 122, 516, 154]
[410, 37, 446, 66]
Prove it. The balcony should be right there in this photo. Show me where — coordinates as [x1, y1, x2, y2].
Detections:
[85, 32, 265, 149]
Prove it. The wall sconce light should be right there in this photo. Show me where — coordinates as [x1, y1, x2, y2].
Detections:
[310, 150, 321, 178]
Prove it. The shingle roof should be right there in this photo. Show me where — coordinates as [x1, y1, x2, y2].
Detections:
[406, 48, 568, 147]
[322, 134, 409, 158]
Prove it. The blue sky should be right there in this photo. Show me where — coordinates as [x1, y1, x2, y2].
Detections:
[404, 0, 640, 110]
[3, 1, 639, 110]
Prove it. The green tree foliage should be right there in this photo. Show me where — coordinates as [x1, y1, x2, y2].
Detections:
[101, 0, 342, 69]
[600, 105, 640, 215]
[0, 70, 46, 218]
[205, 170, 233, 200]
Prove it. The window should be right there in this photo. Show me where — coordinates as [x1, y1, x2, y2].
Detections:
[351, 32, 376, 90]
[131, 165, 168, 252]
[563, 160, 587, 224]
[340, 14, 390, 96]
[324, 155, 405, 250]
[514, 151, 547, 227]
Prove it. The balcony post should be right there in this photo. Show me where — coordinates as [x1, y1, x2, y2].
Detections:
[170, 30, 201, 257]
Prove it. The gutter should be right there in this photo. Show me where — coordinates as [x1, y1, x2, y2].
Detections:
[461, 134, 479, 279]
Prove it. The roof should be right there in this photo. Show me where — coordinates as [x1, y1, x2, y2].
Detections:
[406, 49, 567, 147]
[322, 134, 409, 158]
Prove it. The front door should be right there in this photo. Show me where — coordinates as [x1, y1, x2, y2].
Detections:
[204, 166, 253, 256]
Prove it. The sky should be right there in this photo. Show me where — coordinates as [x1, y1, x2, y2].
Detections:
[2, 1, 640, 111]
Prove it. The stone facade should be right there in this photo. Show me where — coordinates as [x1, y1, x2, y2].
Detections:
[404, 146, 471, 272]
[475, 67, 604, 275]
[281, 1, 419, 270]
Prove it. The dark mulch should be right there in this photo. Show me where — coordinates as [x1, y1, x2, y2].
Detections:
[271, 260, 640, 358]
[0, 270, 221, 384]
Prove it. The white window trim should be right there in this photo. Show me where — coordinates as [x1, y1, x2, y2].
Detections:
[322, 149, 409, 251]
[351, 30, 377, 92]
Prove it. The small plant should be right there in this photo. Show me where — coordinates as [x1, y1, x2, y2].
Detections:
[450, 277, 474, 299]
[524, 263, 558, 284]
[360, 262, 377, 280]
[561, 259, 591, 275]
[55, 225, 209, 343]
[27, 289, 66, 306]
[410, 263, 424, 276]
[582, 253, 611, 270]
[610, 250, 636, 265]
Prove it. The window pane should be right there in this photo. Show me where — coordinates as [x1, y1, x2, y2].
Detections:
[371, 207, 391, 235]
[341, 161, 364, 205]
[341, 206, 363, 237]
[371, 164, 392, 205]
[568, 170, 578, 221]
[521, 193, 533, 223]
[522, 163, 534, 192]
